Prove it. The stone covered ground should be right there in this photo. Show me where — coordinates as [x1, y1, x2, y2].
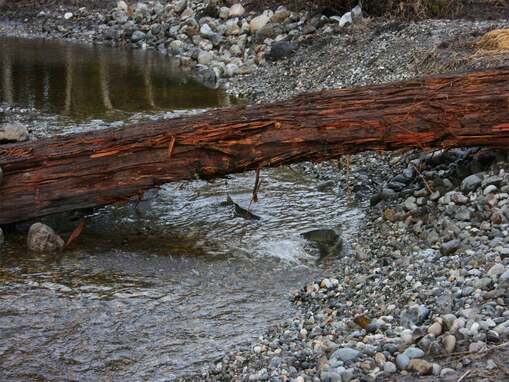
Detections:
[1, 1, 509, 381]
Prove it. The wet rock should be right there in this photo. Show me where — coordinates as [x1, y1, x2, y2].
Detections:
[0, 227, 4, 248]
[301, 229, 342, 258]
[409, 359, 433, 375]
[27, 223, 65, 253]
[461, 174, 482, 193]
[0, 122, 29, 143]
[0, 165, 3, 185]
[131, 30, 146, 42]
[331, 347, 360, 362]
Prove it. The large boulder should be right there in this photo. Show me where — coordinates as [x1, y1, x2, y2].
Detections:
[27, 223, 65, 253]
[0, 122, 29, 143]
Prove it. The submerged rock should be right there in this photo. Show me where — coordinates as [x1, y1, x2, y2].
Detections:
[301, 228, 342, 259]
[27, 223, 65, 253]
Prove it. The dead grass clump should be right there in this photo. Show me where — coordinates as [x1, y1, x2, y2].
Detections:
[477, 29, 509, 52]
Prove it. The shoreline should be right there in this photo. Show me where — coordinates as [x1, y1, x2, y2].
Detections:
[1, 1, 509, 381]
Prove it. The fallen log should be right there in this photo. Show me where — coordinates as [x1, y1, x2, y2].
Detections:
[1, 68, 509, 225]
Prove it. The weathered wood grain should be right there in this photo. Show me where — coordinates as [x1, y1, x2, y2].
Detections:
[1, 68, 509, 224]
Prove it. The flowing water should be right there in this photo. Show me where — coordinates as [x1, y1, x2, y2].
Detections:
[0, 36, 362, 381]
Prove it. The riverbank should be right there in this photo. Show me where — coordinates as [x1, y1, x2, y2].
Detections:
[1, 1, 509, 381]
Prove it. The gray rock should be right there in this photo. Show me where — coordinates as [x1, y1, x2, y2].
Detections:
[320, 371, 341, 382]
[395, 353, 410, 370]
[351, 5, 363, 20]
[331, 347, 360, 362]
[198, 50, 214, 65]
[400, 304, 430, 328]
[0, 227, 4, 248]
[440, 239, 461, 256]
[338, 12, 352, 27]
[27, 223, 65, 253]
[131, 30, 146, 42]
[256, 23, 284, 43]
[403, 347, 425, 359]
[250, 14, 270, 33]
[384, 361, 397, 373]
[461, 174, 482, 193]
[473, 277, 493, 290]
[174, 0, 187, 14]
[500, 269, 509, 285]
[0, 122, 29, 143]
[229, 3, 245, 18]
[487, 263, 505, 278]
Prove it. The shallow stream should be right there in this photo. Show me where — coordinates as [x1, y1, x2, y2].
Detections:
[0, 36, 362, 381]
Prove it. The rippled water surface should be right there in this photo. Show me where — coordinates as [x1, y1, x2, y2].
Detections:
[0, 37, 362, 381]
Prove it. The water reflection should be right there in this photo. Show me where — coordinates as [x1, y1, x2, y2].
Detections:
[0, 36, 232, 120]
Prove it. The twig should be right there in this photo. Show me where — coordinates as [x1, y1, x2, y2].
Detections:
[457, 370, 471, 382]
[64, 217, 86, 249]
[438, 341, 509, 360]
[412, 163, 434, 194]
[251, 168, 261, 203]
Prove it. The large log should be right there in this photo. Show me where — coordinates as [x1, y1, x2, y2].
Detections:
[1, 68, 509, 225]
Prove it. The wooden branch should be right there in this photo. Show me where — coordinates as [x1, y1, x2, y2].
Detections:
[2, 68, 509, 225]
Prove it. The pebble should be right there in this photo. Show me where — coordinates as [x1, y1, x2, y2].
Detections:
[403, 347, 425, 359]
[331, 347, 361, 362]
[408, 359, 433, 375]
[443, 334, 456, 353]
[395, 353, 410, 370]
[384, 361, 397, 373]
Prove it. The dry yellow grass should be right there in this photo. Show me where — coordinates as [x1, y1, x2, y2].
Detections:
[477, 29, 509, 52]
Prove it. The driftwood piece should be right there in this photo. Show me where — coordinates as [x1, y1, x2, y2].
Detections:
[1, 68, 509, 225]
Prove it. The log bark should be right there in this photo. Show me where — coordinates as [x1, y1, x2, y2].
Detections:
[2, 68, 509, 225]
